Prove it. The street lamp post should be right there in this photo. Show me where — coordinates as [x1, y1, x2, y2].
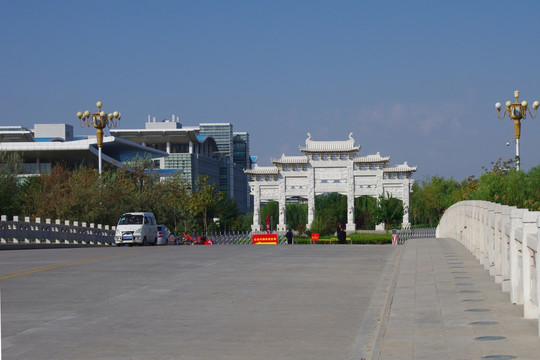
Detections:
[495, 90, 539, 170]
[76, 101, 121, 175]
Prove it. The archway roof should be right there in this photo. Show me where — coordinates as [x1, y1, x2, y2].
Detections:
[354, 152, 390, 163]
[299, 132, 359, 153]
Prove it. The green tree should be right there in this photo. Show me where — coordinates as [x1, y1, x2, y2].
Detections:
[0, 152, 23, 216]
[285, 202, 307, 232]
[123, 154, 160, 212]
[374, 194, 404, 230]
[315, 192, 346, 230]
[210, 196, 239, 232]
[355, 195, 377, 230]
[191, 175, 221, 233]
[411, 176, 460, 226]
[260, 200, 278, 231]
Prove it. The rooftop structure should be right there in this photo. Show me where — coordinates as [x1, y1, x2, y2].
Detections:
[0, 124, 168, 176]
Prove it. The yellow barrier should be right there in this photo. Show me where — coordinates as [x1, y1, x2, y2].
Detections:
[311, 237, 351, 244]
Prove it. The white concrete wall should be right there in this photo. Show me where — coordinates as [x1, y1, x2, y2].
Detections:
[437, 200, 540, 335]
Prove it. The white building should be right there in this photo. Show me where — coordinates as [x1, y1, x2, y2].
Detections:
[245, 133, 416, 233]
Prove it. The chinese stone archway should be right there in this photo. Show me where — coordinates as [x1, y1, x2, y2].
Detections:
[245, 133, 417, 233]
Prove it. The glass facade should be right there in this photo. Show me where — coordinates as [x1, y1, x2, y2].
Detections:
[200, 124, 252, 213]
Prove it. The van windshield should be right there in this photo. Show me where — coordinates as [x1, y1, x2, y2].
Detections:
[118, 214, 143, 225]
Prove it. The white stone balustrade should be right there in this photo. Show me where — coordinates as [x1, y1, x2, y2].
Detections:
[437, 200, 540, 336]
[0, 215, 115, 245]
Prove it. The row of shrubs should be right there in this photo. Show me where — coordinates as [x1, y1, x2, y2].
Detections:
[291, 232, 392, 245]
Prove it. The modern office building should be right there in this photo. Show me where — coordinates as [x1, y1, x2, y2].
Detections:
[233, 132, 252, 212]
[111, 116, 221, 189]
[0, 124, 168, 175]
[0, 115, 253, 213]
[112, 116, 253, 214]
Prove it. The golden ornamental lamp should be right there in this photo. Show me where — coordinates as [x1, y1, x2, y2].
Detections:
[495, 90, 539, 170]
[76, 101, 121, 175]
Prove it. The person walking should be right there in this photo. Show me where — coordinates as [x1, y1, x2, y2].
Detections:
[337, 223, 346, 244]
[286, 228, 294, 244]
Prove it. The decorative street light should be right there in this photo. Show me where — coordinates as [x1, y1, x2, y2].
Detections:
[76, 101, 121, 175]
[495, 90, 539, 170]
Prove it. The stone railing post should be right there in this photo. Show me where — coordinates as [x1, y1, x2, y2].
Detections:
[24, 216, 31, 243]
[501, 206, 514, 293]
[35, 217, 42, 244]
[1, 215, 7, 243]
[510, 208, 525, 305]
[12, 215, 19, 243]
[44, 218, 52, 244]
[537, 215, 540, 335]
[55, 219, 61, 243]
[68, 220, 75, 244]
[493, 204, 503, 282]
[522, 211, 540, 319]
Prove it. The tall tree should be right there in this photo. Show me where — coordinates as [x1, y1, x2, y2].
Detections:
[374, 194, 404, 230]
[192, 175, 221, 233]
[0, 152, 23, 216]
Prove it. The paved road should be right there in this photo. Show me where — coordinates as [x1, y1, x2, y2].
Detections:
[1, 245, 399, 360]
[4, 239, 540, 360]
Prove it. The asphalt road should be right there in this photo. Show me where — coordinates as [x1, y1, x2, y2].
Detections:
[0, 245, 399, 360]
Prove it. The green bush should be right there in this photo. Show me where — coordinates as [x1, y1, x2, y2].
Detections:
[292, 232, 392, 245]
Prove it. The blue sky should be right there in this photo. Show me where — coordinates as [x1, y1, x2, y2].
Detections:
[2, 1, 540, 182]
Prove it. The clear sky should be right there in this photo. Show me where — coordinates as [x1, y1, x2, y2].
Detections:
[2, 1, 540, 182]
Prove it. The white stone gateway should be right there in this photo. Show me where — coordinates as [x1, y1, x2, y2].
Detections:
[245, 133, 416, 233]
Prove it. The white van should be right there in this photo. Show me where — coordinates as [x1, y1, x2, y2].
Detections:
[115, 212, 158, 246]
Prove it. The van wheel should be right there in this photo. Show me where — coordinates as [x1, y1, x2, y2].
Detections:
[142, 237, 148, 246]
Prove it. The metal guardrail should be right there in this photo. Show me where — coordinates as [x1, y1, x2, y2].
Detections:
[190, 232, 287, 245]
[396, 227, 437, 243]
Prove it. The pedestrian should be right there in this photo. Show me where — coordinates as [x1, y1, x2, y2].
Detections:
[286, 228, 294, 244]
[337, 223, 346, 244]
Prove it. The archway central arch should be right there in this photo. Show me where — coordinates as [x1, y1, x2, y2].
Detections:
[245, 133, 416, 233]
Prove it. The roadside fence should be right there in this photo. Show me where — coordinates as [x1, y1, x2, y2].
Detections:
[396, 227, 437, 243]
[0, 215, 115, 245]
[192, 232, 287, 245]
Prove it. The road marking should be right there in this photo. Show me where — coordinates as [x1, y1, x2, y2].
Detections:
[0, 252, 138, 280]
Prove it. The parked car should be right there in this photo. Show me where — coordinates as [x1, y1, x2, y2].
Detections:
[115, 212, 158, 246]
[156, 225, 175, 245]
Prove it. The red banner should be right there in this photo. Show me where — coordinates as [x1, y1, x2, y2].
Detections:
[253, 234, 278, 245]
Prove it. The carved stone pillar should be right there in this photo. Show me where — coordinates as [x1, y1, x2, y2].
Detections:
[402, 181, 411, 227]
[251, 184, 262, 232]
[346, 165, 355, 233]
[277, 176, 287, 233]
[307, 166, 315, 229]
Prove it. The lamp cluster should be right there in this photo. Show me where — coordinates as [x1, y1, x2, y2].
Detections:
[495, 90, 539, 127]
[495, 90, 538, 171]
[76, 101, 121, 148]
[77, 101, 121, 130]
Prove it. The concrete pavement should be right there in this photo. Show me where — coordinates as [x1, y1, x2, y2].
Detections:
[1, 245, 398, 360]
[3, 238, 540, 359]
[375, 237, 540, 360]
